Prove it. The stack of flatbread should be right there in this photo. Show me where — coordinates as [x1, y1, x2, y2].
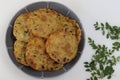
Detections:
[13, 8, 81, 71]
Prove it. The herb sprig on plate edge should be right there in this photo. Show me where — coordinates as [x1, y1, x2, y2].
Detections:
[84, 22, 120, 80]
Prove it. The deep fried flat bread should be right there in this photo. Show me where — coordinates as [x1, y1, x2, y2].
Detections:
[27, 9, 60, 38]
[26, 37, 63, 71]
[14, 40, 28, 66]
[26, 37, 47, 71]
[13, 13, 30, 42]
[58, 14, 82, 43]
[46, 31, 78, 64]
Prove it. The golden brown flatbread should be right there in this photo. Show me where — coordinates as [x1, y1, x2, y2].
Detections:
[14, 40, 28, 66]
[27, 9, 60, 38]
[46, 31, 78, 64]
[13, 13, 31, 42]
[58, 14, 82, 43]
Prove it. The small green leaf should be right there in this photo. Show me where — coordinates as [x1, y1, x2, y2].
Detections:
[84, 65, 90, 68]
[106, 33, 110, 39]
[94, 22, 98, 26]
[97, 70, 100, 75]
[101, 26, 104, 30]
[106, 22, 111, 28]
[100, 64, 104, 70]
[102, 30, 105, 35]
[116, 56, 120, 62]
[86, 69, 91, 72]
[84, 62, 89, 64]
[94, 76, 98, 80]
[90, 77, 93, 80]
[95, 27, 100, 30]
[88, 37, 92, 41]
[107, 75, 111, 79]
[100, 72, 104, 78]
[101, 23, 104, 27]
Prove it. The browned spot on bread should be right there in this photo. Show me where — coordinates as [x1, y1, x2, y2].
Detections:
[41, 15, 47, 22]
[63, 43, 71, 54]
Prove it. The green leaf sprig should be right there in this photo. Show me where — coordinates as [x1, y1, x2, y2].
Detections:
[84, 22, 120, 80]
[94, 22, 120, 40]
[84, 37, 117, 80]
[94, 22, 120, 51]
